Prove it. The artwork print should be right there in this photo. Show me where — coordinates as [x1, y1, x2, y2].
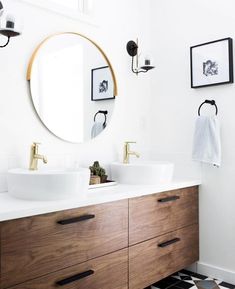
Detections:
[190, 38, 233, 88]
[91, 66, 115, 101]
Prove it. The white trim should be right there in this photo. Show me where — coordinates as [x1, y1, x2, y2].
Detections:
[19, 0, 97, 26]
[188, 262, 235, 284]
[186, 263, 198, 272]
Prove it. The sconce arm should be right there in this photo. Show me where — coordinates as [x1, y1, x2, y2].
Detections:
[131, 56, 138, 74]
[131, 56, 148, 74]
[137, 69, 148, 74]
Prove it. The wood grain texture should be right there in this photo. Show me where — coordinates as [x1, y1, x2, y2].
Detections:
[129, 186, 199, 245]
[129, 224, 199, 289]
[1, 200, 128, 288]
[10, 249, 128, 289]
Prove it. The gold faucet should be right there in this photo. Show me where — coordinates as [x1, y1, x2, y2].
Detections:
[123, 141, 140, 164]
[29, 142, 48, 170]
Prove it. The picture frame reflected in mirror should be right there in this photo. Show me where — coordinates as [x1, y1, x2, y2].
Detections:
[91, 66, 115, 101]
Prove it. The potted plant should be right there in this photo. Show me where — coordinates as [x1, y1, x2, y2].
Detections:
[89, 161, 108, 183]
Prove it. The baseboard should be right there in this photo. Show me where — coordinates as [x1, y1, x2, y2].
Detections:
[186, 263, 198, 272]
[187, 262, 235, 284]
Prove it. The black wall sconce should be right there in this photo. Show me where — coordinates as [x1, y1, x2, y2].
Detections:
[126, 39, 155, 75]
[0, 1, 21, 48]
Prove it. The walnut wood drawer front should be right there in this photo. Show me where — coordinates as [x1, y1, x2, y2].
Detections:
[129, 224, 199, 289]
[0, 200, 128, 288]
[129, 186, 198, 245]
[10, 249, 128, 289]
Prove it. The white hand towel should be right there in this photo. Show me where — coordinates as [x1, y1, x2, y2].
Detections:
[192, 115, 221, 167]
[91, 122, 104, 138]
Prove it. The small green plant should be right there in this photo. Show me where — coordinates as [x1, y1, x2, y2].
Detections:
[89, 161, 106, 177]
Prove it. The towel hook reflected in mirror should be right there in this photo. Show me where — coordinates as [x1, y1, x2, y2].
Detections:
[198, 100, 218, 116]
[94, 110, 108, 128]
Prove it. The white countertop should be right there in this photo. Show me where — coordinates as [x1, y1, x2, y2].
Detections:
[0, 179, 201, 222]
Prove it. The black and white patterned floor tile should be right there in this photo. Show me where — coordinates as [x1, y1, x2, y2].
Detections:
[144, 269, 235, 289]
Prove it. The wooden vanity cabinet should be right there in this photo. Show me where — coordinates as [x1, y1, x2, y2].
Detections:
[0, 186, 199, 289]
[129, 224, 199, 289]
[129, 186, 198, 245]
[129, 186, 199, 289]
[0, 200, 128, 288]
[9, 249, 128, 289]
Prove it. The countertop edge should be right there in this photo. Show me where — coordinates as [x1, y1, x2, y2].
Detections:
[0, 179, 201, 222]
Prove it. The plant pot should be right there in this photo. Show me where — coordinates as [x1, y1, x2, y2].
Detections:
[90, 175, 101, 185]
[100, 175, 108, 183]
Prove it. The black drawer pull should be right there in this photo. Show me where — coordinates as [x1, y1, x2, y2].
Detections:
[158, 237, 180, 248]
[57, 214, 95, 225]
[56, 270, 94, 286]
[158, 196, 180, 203]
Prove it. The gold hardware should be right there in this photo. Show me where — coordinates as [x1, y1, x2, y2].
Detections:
[29, 142, 48, 171]
[123, 141, 140, 164]
[26, 32, 118, 97]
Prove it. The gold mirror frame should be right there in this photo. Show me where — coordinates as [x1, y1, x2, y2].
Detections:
[26, 32, 118, 96]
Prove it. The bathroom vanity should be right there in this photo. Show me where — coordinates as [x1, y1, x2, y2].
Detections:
[8, 34, 200, 288]
[0, 182, 199, 289]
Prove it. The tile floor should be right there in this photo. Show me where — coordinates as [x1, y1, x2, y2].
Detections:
[145, 269, 235, 289]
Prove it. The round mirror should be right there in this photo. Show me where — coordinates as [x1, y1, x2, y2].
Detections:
[27, 32, 117, 143]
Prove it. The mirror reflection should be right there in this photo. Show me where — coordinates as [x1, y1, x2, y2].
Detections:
[27, 32, 117, 143]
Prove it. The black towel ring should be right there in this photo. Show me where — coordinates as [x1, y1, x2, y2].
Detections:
[94, 110, 108, 128]
[198, 100, 218, 116]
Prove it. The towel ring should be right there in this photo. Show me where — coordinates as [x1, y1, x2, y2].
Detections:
[94, 110, 108, 127]
[198, 100, 218, 116]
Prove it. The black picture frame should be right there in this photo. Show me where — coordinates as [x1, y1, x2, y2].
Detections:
[91, 66, 115, 101]
[190, 37, 233, 88]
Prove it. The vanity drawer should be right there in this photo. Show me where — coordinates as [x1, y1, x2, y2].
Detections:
[10, 249, 128, 289]
[129, 224, 199, 289]
[0, 200, 128, 288]
[129, 186, 198, 245]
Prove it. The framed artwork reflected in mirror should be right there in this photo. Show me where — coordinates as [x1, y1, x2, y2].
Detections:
[91, 66, 115, 101]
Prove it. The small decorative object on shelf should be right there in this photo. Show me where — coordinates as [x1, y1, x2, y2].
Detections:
[89, 161, 108, 184]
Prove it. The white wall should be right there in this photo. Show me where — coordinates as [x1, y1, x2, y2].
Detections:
[150, 0, 235, 283]
[0, 0, 152, 190]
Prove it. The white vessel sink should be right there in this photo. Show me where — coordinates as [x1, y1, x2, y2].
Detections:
[7, 168, 90, 201]
[111, 161, 174, 185]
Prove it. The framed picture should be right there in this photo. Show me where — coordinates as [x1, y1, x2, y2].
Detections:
[91, 66, 115, 101]
[190, 38, 233, 88]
